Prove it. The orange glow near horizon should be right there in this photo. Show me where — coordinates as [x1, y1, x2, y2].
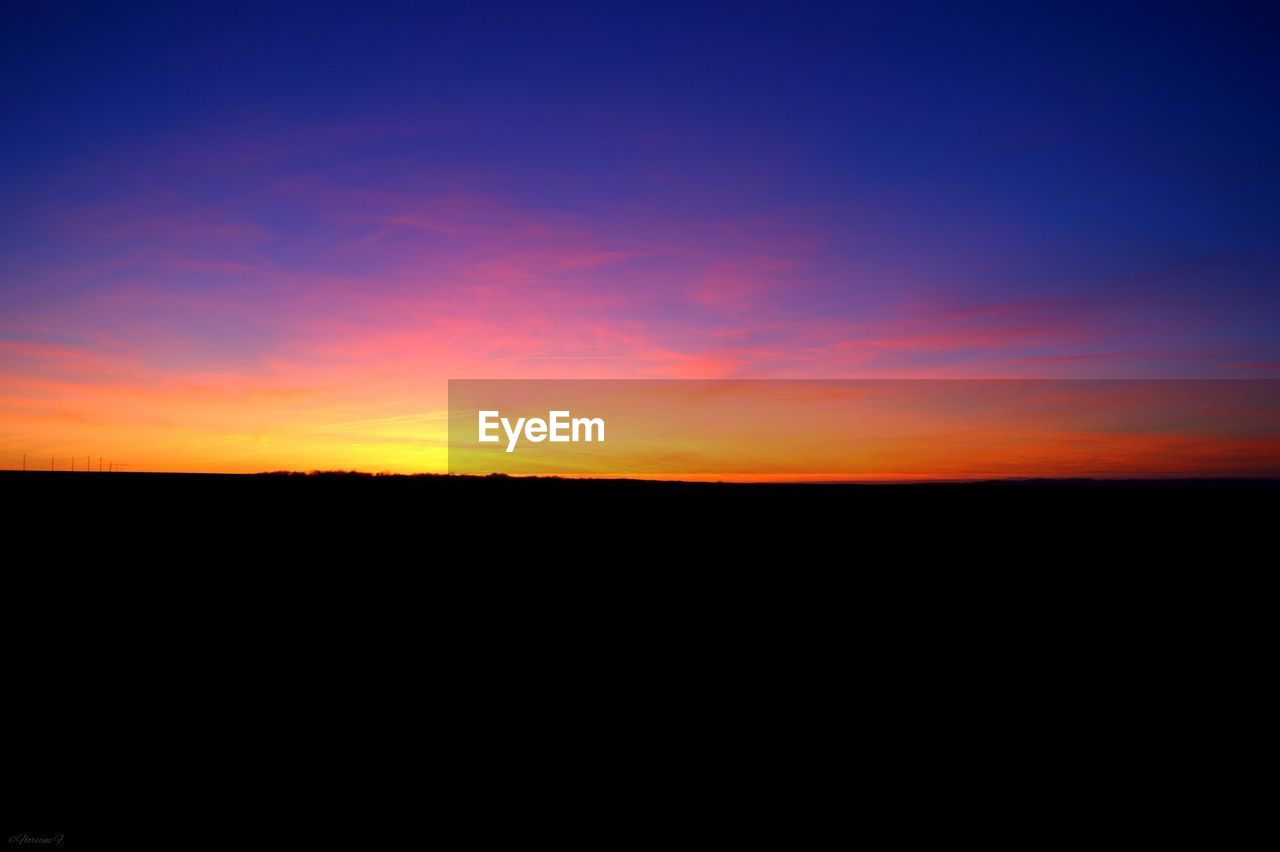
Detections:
[5, 323, 1280, 479]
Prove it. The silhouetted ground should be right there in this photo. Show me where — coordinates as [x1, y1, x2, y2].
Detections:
[4, 469, 1271, 838]
[5, 469, 1274, 556]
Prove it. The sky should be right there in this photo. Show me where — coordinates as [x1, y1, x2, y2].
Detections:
[1, 1, 1278, 473]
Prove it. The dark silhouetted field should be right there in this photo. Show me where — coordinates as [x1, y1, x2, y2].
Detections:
[5, 469, 1274, 560]
[5, 468, 1271, 839]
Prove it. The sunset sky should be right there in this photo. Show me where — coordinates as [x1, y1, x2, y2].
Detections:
[2, 3, 1277, 473]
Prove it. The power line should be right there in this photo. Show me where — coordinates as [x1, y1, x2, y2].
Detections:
[2, 454, 125, 472]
